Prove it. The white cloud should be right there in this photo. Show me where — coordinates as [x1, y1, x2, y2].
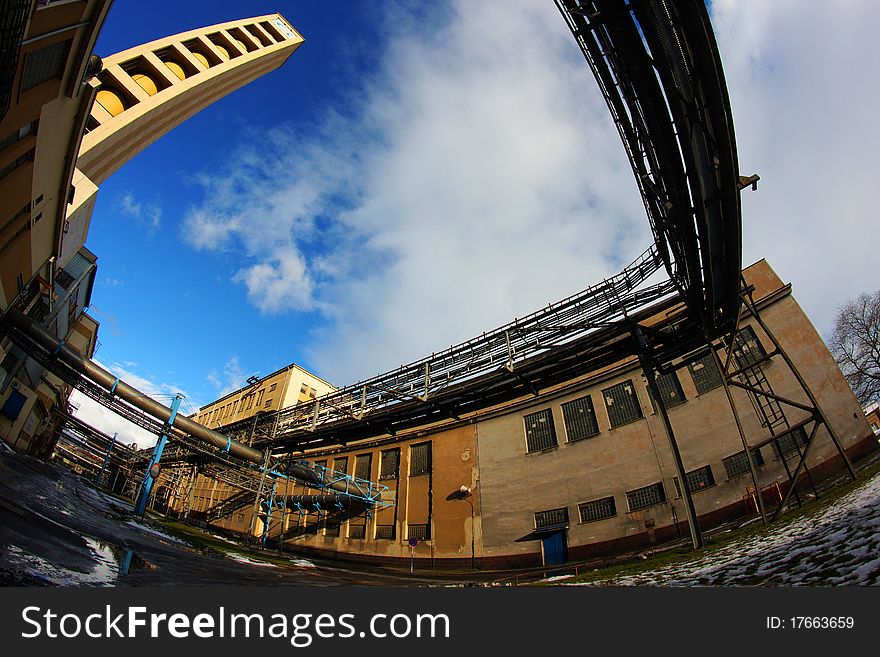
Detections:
[712, 0, 880, 335]
[206, 355, 249, 398]
[182, 0, 648, 384]
[119, 191, 162, 236]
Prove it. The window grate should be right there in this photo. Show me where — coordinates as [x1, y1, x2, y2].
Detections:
[407, 524, 430, 540]
[348, 524, 366, 540]
[21, 39, 71, 91]
[688, 352, 723, 394]
[649, 371, 686, 411]
[534, 507, 569, 529]
[603, 380, 643, 428]
[722, 448, 765, 479]
[734, 326, 767, 369]
[380, 448, 399, 480]
[375, 524, 395, 540]
[578, 496, 616, 523]
[562, 395, 599, 442]
[409, 442, 431, 476]
[524, 408, 557, 452]
[772, 426, 808, 457]
[324, 515, 340, 537]
[354, 453, 372, 480]
[683, 465, 715, 493]
[626, 482, 666, 511]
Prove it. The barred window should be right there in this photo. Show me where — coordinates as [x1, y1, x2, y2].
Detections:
[648, 371, 686, 411]
[734, 326, 767, 369]
[626, 482, 666, 511]
[688, 352, 723, 394]
[524, 408, 557, 453]
[683, 465, 715, 493]
[561, 395, 599, 442]
[348, 524, 366, 540]
[380, 448, 400, 480]
[333, 456, 348, 475]
[354, 453, 372, 480]
[723, 448, 765, 479]
[324, 514, 340, 537]
[603, 380, 643, 429]
[578, 496, 617, 523]
[407, 524, 430, 540]
[410, 442, 431, 476]
[534, 507, 569, 529]
[375, 524, 395, 540]
[772, 426, 808, 457]
[21, 39, 71, 91]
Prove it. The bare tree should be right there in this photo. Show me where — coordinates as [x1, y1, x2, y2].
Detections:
[828, 290, 880, 405]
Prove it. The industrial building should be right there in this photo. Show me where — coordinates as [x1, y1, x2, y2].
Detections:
[1, 2, 877, 573]
[168, 258, 875, 568]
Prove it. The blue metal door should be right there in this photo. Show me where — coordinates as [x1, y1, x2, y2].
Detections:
[542, 531, 568, 566]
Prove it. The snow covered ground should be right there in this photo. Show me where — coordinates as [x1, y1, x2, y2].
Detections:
[563, 470, 880, 586]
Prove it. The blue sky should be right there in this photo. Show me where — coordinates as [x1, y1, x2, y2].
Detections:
[73, 1, 880, 445]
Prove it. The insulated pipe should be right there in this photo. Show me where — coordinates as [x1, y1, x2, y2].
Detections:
[5, 308, 262, 462]
[279, 494, 365, 510]
[4, 309, 376, 498]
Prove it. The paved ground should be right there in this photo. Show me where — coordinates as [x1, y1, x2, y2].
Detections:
[2, 442, 879, 587]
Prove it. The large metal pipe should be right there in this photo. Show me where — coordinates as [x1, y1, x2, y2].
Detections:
[6, 308, 263, 461]
[5, 308, 379, 499]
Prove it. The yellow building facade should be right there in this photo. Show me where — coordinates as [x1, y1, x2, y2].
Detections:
[172, 260, 876, 568]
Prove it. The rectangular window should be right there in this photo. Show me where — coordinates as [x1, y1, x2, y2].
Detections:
[407, 524, 430, 540]
[348, 524, 366, 540]
[561, 395, 599, 442]
[534, 507, 569, 529]
[269, 383, 277, 392]
[375, 524, 395, 540]
[245, 395, 253, 410]
[723, 448, 765, 479]
[409, 442, 431, 476]
[772, 426, 808, 457]
[688, 352, 723, 394]
[523, 408, 557, 453]
[603, 380, 643, 429]
[734, 326, 767, 369]
[578, 496, 617, 523]
[0, 149, 34, 182]
[354, 453, 372, 480]
[683, 465, 715, 493]
[626, 482, 666, 511]
[648, 371, 686, 411]
[324, 514, 340, 537]
[264, 399, 272, 408]
[0, 120, 37, 154]
[380, 448, 400, 480]
[21, 39, 71, 91]
[333, 457, 348, 475]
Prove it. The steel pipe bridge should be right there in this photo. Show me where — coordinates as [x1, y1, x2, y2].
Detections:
[1, 1, 745, 529]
